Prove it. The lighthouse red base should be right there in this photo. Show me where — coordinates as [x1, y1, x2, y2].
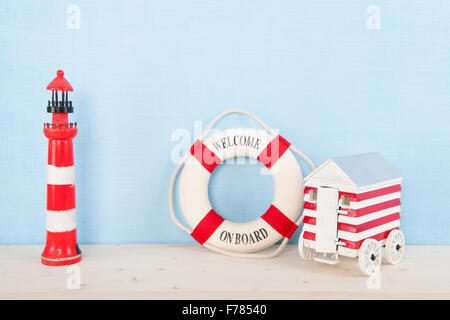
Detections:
[41, 230, 82, 266]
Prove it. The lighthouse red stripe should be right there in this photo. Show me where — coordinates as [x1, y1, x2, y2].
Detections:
[47, 184, 76, 211]
[45, 230, 79, 248]
[261, 205, 298, 238]
[190, 140, 222, 174]
[338, 212, 400, 233]
[48, 140, 74, 167]
[191, 209, 225, 245]
[257, 135, 290, 169]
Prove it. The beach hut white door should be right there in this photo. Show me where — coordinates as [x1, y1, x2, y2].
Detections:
[315, 187, 339, 253]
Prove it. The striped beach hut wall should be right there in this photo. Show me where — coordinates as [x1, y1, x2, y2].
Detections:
[301, 152, 403, 259]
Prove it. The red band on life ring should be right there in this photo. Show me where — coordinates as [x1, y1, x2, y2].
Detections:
[190, 140, 222, 173]
[257, 135, 291, 169]
[261, 204, 298, 238]
[191, 209, 225, 245]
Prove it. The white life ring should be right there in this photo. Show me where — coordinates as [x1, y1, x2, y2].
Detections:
[179, 127, 304, 253]
[169, 109, 315, 259]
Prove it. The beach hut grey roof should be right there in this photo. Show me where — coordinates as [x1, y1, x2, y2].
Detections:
[305, 152, 402, 190]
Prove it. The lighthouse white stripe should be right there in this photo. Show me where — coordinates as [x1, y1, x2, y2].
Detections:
[46, 209, 77, 232]
[47, 165, 75, 185]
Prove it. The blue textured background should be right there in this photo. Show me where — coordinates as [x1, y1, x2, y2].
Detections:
[1, 1, 449, 245]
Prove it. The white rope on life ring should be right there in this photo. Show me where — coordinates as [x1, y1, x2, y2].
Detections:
[169, 109, 315, 259]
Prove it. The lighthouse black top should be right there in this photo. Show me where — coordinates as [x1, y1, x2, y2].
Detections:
[47, 70, 74, 113]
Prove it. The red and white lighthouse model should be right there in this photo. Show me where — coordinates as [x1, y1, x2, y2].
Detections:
[41, 70, 81, 266]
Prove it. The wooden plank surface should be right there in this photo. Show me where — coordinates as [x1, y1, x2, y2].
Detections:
[0, 244, 449, 299]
